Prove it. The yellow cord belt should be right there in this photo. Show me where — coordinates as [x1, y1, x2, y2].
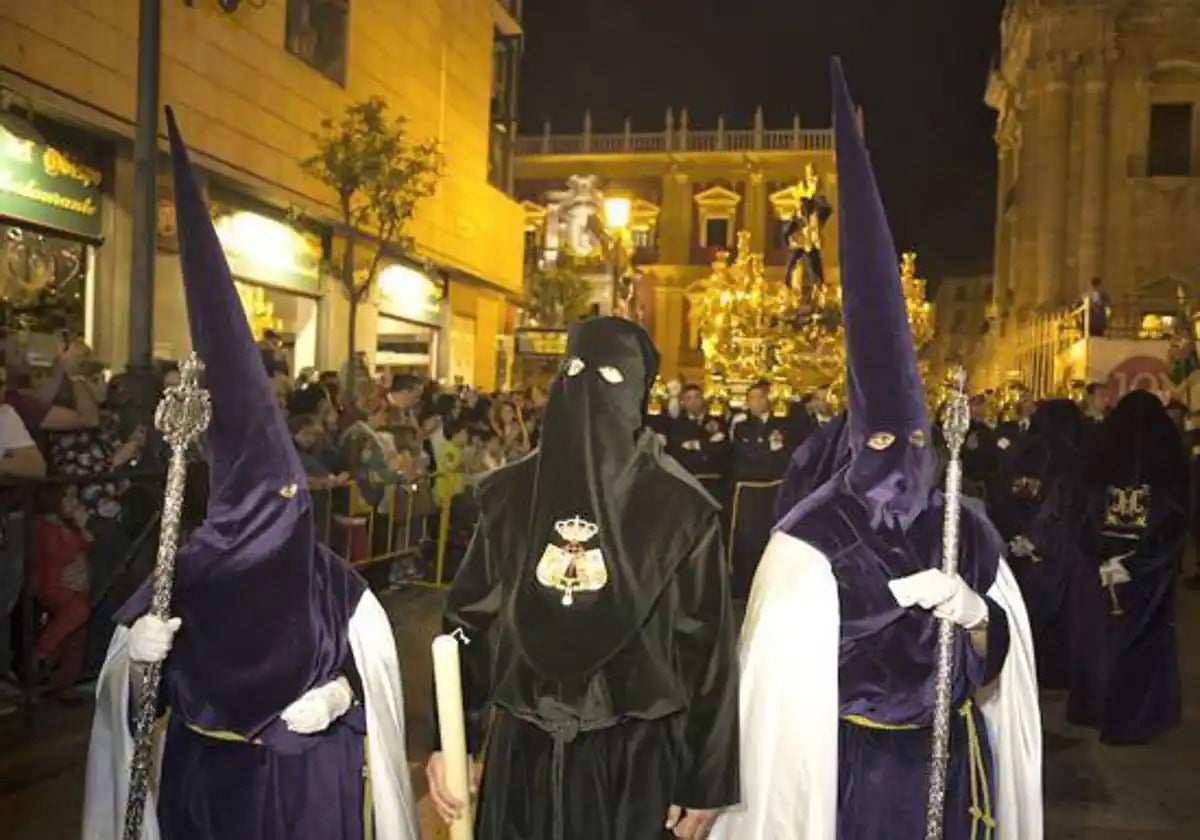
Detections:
[841, 699, 994, 837]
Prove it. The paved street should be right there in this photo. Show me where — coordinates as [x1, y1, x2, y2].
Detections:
[2, 584, 1199, 838]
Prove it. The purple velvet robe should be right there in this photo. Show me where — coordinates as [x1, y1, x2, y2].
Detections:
[788, 494, 1010, 840]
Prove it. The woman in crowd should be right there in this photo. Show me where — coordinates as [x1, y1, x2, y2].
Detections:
[489, 397, 530, 460]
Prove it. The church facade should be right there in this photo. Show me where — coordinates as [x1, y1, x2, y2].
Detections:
[984, 0, 1200, 385]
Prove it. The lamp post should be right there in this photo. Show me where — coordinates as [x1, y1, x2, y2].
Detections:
[124, 0, 162, 435]
[602, 196, 632, 317]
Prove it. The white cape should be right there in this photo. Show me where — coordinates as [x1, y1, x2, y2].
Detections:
[712, 533, 1042, 840]
[81, 590, 419, 840]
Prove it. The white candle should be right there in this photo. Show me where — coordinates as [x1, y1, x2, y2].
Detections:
[432, 634, 474, 840]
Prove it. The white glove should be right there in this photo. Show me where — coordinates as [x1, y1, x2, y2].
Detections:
[128, 615, 182, 664]
[281, 677, 354, 734]
[1099, 556, 1132, 588]
[888, 569, 989, 629]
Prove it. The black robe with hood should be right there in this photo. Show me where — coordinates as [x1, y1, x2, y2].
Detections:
[440, 317, 739, 840]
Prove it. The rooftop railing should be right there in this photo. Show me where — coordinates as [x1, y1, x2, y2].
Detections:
[516, 108, 841, 157]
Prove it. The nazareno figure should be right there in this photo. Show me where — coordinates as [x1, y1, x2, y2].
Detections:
[711, 59, 1043, 840]
[1067, 389, 1188, 744]
[82, 111, 418, 840]
[426, 316, 740, 840]
[997, 398, 1089, 691]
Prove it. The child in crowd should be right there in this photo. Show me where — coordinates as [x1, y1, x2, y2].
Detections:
[34, 487, 92, 694]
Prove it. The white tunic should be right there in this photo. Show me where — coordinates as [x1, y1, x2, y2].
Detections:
[711, 532, 1043, 840]
[81, 590, 419, 840]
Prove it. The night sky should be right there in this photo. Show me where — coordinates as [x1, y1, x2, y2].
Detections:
[518, 0, 1005, 280]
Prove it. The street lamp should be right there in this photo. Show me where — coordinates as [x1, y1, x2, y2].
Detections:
[602, 196, 633, 317]
[602, 196, 631, 231]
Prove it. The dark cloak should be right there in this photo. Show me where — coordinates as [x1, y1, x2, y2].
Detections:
[441, 317, 739, 840]
[1067, 390, 1187, 744]
[1001, 399, 1088, 689]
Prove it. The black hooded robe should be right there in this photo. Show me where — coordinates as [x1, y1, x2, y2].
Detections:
[438, 318, 738, 840]
[444, 439, 738, 839]
[1067, 391, 1188, 744]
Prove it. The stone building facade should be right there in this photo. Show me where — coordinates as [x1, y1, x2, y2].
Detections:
[931, 274, 993, 377]
[987, 0, 1200, 333]
[1, 0, 525, 388]
[513, 111, 838, 382]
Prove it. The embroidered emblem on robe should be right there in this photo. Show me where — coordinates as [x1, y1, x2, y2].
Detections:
[1105, 484, 1150, 529]
[536, 515, 607, 606]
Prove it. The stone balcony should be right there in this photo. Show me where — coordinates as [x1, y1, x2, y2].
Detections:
[516, 109, 841, 157]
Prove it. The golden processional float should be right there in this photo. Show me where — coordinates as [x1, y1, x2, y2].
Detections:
[650, 229, 935, 415]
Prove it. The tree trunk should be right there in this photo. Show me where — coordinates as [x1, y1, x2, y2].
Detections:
[342, 229, 357, 400]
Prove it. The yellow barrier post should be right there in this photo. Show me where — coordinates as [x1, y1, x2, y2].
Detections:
[434, 482, 453, 587]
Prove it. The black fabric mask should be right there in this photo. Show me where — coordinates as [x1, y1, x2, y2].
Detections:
[514, 317, 663, 679]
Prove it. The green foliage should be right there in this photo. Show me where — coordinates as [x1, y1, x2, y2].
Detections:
[527, 264, 592, 326]
[300, 97, 444, 302]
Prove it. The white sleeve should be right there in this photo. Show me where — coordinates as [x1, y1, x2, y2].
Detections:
[0, 404, 34, 453]
[348, 590, 420, 840]
[711, 532, 840, 840]
[978, 558, 1044, 840]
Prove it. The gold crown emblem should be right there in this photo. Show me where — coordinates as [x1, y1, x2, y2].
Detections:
[554, 515, 599, 544]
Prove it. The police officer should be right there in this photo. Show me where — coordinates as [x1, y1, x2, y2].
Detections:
[666, 384, 731, 500]
[727, 379, 793, 598]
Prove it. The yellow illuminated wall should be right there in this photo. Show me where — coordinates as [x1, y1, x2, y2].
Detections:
[2, 0, 525, 381]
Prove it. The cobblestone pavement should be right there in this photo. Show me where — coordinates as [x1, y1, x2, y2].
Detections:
[2, 584, 1198, 838]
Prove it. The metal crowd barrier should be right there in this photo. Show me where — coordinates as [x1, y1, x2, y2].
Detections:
[1, 465, 477, 716]
[307, 468, 476, 590]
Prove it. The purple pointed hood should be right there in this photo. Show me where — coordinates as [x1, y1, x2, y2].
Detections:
[117, 110, 364, 744]
[832, 58, 934, 530]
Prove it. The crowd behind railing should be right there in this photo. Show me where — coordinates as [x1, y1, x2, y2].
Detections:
[0, 335, 547, 716]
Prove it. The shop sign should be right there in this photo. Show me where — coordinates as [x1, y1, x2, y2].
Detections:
[212, 207, 322, 296]
[377, 262, 441, 326]
[515, 327, 569, 357]
[0, 126, 103, 241]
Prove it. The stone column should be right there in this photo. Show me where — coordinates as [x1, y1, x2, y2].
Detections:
[993, 147, 1014, 312]
[1014, 93, 1039, 315]
[992, 95, 1019, 315]
[653, 283, 679, 378]
[1076, 54, 1110, 295]
[1036, 55, 1071, 308]
[658, 170, 692, 266]
[745, 170, 766, 251]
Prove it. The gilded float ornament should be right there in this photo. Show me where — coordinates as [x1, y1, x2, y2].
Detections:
[686, 231, 934, 410]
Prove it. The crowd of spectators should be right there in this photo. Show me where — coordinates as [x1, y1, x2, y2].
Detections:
[0, 331, 548, 715]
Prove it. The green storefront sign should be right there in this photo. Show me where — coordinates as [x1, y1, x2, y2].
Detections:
[0, 126, 103, 241]
[377, 262, 442, 326]
[211, 206, 324, 297]
[515, 327, 569, 357]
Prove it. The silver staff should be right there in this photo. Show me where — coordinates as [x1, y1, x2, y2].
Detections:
[124, 352, 211, 840]
[924, 367, 971, 840]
